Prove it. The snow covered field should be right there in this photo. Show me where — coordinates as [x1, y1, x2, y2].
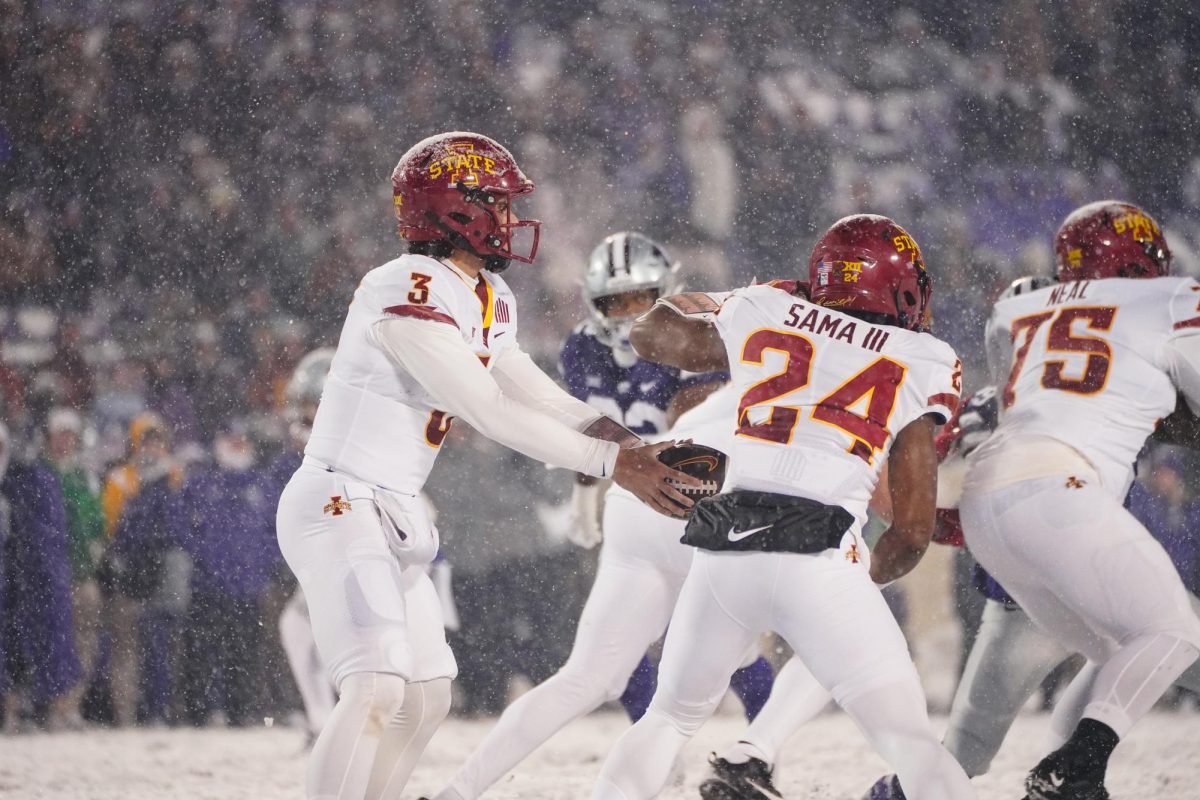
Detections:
[2, 710, 1197, 799]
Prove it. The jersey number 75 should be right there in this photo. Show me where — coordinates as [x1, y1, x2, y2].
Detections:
[1003, 306, 1117, 408]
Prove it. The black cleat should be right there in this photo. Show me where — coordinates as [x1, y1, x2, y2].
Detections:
[698, 755, 783, 800]
[1023, 751, 1110, 800]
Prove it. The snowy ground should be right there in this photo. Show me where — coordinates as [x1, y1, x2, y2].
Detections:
[2, 710, 1197, 799]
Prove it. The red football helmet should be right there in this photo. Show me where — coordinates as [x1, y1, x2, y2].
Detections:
[1054, 200, 1170, 282]
[391, 131, 541, 269]
[808, 214, 931, 332]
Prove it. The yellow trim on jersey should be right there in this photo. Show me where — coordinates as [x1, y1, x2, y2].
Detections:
[480, 276, 495, 329]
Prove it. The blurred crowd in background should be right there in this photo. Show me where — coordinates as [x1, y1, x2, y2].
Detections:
[2, 0, 1200, 730]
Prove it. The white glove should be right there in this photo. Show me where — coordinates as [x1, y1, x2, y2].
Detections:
[567, 479, 609, 549]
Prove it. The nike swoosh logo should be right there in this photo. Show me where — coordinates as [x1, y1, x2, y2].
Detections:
[728, 524, 771, 542]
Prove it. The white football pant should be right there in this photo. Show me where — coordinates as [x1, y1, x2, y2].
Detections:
[435, 490, 756, 800]
[593, 549, 973, 800]
[961, 470, 1200, 740]
[277, 462, 456, 799]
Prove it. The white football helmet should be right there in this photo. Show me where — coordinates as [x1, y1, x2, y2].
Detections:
[582, 232, 680, 356]
[999, 274, 1055, 302]
[285, 348, 335, 442]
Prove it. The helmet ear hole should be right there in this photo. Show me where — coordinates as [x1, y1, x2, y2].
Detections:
[903, 290, 917, 306]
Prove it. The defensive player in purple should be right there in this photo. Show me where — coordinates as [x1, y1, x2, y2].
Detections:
[428, 233, 773, 800]
[561, 232, 774, 719]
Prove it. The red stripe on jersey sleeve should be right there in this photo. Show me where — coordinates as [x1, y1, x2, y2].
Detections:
[383, 304, 459, 328]
[927, 392, 960, 416]
[1174, 317, 1200, 331]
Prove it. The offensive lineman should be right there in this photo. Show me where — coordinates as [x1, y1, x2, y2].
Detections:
[706, 278, 1200, 800]
[428, 234, 772, 800]
[702, 275, 1200, 800]
[958, 200, 1200, 800]
[593, 214, 973, 800]
[275, 132, 699, 800]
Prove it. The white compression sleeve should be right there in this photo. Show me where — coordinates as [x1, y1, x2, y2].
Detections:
[375, 318, 618, 478]
[491, 344, 603, 430]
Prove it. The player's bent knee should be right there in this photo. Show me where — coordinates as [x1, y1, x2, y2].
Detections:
[556, 657, 629, 705]
[339, 671, 407, 728]
[645, 692, 720, 737]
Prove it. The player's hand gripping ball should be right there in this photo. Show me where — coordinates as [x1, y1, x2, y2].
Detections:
[656, 442, 727, 507]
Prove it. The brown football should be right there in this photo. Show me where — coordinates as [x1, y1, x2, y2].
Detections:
[657, 442, 727, 502]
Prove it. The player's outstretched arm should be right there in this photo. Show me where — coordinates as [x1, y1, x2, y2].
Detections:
[378, 317, 618, 477]
[869, 415, 938, 585]
[629, 304, 728, 372]
[492, 345, 638, 445]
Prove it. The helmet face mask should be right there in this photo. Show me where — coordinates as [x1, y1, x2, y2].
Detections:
[808, 214, 932, 332]
[582, 232, 681, 349]
[999, 274, 1056, 301]
[286, 348, 335, 443]
[392, 132, 542, 271]
[1054, 200, 1170, 282]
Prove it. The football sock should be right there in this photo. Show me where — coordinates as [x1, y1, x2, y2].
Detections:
[1060, 718, 1119, 769]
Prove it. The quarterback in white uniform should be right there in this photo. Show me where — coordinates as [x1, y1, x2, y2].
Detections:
[275, 132, 699, 800]
[593, 215, 973, 800]
[960, 200, 1200, 800]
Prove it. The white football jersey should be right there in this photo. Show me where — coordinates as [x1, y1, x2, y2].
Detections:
[976, 275, 1200, 496]
[689, 284, 961, 533]
[663, 382, 738, 452]
[306, 253, 519, 492]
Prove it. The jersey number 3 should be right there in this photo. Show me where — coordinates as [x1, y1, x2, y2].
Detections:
[1003, 306, 1116, 408]
[737, 329, 905, 464]
[408, 273, 433, 304]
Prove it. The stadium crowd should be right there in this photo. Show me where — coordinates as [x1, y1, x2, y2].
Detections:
[2, 0, 1200, 730]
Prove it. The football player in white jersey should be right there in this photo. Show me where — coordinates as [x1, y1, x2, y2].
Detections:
[428, 236, 777, 800]
[275, 132, 701, 800]
[959, 200, 1200, 800]
[592, 214, 973, 800]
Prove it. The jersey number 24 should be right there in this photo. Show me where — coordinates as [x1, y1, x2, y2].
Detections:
[737, 329, 905, 464]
